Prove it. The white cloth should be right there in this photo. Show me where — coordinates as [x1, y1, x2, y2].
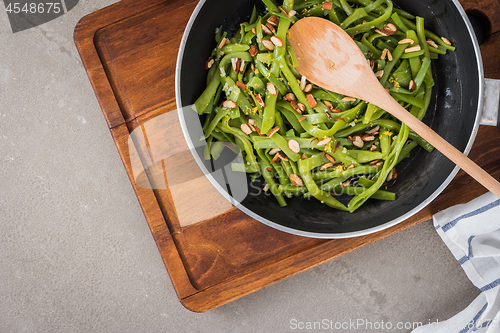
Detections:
[412, 192, 500, 333]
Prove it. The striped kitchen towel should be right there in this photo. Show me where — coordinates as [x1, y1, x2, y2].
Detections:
[413, 192, 500, 333]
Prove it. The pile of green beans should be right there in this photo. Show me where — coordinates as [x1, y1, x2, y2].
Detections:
[193, 0, 455, 213]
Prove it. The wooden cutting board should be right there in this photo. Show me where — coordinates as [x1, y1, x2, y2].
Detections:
[74, 0, 500, 312]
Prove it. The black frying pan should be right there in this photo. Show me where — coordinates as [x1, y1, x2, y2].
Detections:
[175, 0, 484, 238]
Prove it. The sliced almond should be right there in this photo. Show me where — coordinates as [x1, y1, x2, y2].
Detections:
[290, 174, 304, 187]
[404, 45, 422, 53]
[288, 139, 300, 153]
[267, 126, 280, 138]
[269, 153, 280, 164]
[361, 134, 375, 141]
[380, 48, 388, 60]
[261, 39, 275, 50]
[276, 151, 289, 161]
[370, 144, 377, 151]
[290, 101, 301, 114]
[261, 23, 272, 35]
[248, 118, 255, 125]
[317, 137, 332, 146]
[398, 38, 415, 45]
[375, 28, 390, 36]
[369, 159, 381, 166]
[341, 96, 357, 102]
[239, 60, 246, 73]
[269, 147, 281, 155]
[386, 49, 393, 61]
[255, 94, 266, 107]
[240, 123, 253, 135]
[326, 154, 335, 163]
[375, 70, 384, 79]
[298, 116, 306, 122]
[231, 58, 240, 73]
[320, 162, 333, 171]
[250, 63, 257, 73]
[223, 100, 237, 109]
[408, 80, 416, 92]
[301, 153, 308, 160]
[325, 112, 332, 120]
[333, 141, 341, 153]
[251, 27, 257, 35]
[267, 82, 277, 95]
[441, 36, 452, 46]
[366, 125, 380, 134]
[352, 135, 364, 148]
[386, 167, 398, 182]
[304, 83, 313, 93]
[218, 37, 227, 49]
[306, 94, 317, 108]
[426, 38, 439, 49]
[266, 23, 276, 33]
[263, 183, 270, 192]
[297, 103, 306, 113]
[288, 9, 297, 18]
[340, 179, 351, 188]
[383, 23, 397, 34]
[284, 93, 296, 102]
[322, 1, 333, 10]
[267, 15, 279, 26]
[205, 57, 215, 69]
[236, 80, 247, 91]
[300, 75, 307, 91]
[346, 164, 355, 170]
[270, 36, 284, 47]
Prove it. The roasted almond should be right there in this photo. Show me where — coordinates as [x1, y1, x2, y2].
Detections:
[300, 75, 307, 91]
[269, 153, 280, 164]
[298, 116, 306, 122]
[270, 35, 284, 47]
[218, 37, 227, 49]
[267, 15, 279, 26]
[369, 159, 381, 166]
[370, 144, 377, 151]
[262, 39, 275, 50]
[320, 162, 333, 171]
[284, 93, 296, 101]
[361, 134, 375, 141]
[288, 9, 297, 18]
[322, 1, 333, 10]
[326, 154, 336, 164]
[352, 135, 364, 148]
[375, 28, 390, 36]
[306, 94, 317, 108]
[240, 60, 246, 73]
[398, 38, 415, 45]
[404, 45, 422, 53]
[269, 148, 281, 155]
[317, 137, 332, 146]
[297, 103, 306, 113]
[223, 100, 237, 109]
[408, 79, 416, 92]
[383, 23, 397, 34]
[267, 126, 280, 138]
[231, 58, 240, 73]
[386, 49, 393, 61]
[240, 123, 253, 135]
[236, 80, 247, 91]
[375, 70, 384, 79]
[380, 48, 388, 60]
[386, 167, 398, 182]
[255, 94, 266, 107]
[290, 100, 301, 114]
[426, 38, 439, 49]
[276, 151, 289, 161]
[288, 139, 300, 153]
[341, 96, 357, 102]
[346, 164, 355, 170]
[205, 57, 215, 69]
[266, 23, 276, 33]
[366, 125, 380, 134]
[290, 174, 304, 187]
[441, 36, 452, 46]
[267, 82, 277, 95]
[261, 23, 272, 35]
[304, 83, 313, 93]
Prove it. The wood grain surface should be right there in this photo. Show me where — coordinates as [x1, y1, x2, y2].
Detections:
[75, 0, 500, 312]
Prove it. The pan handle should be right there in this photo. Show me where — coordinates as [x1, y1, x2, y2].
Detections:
[480, 78, 500, 128]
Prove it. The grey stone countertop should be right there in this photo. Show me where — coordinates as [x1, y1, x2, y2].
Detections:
[0, 1, 480, 332]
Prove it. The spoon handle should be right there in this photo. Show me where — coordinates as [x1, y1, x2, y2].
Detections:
[380, 93, 500, 198]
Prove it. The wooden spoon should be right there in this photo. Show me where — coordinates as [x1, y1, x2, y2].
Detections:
[288, 17, 500, 198]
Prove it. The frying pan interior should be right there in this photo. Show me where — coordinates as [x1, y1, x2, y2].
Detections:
[177, 0, 481, 237]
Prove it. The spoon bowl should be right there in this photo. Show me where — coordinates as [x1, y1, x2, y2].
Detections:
[288, 17, 500, 198]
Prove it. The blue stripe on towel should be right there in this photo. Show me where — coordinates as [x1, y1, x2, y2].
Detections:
[441, 199, 500, 232]
[459, 303, 488, 333]
[480, 277, 500, 292]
